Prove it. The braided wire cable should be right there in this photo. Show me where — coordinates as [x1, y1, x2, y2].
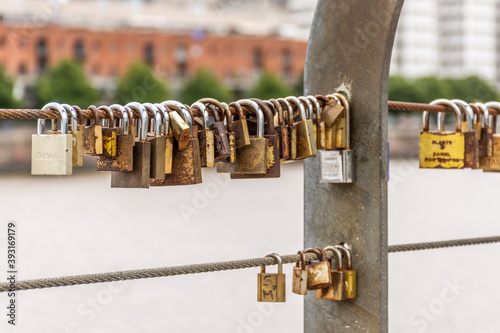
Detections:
[0, 236, 498, 293]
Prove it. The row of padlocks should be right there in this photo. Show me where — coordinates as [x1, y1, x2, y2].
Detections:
[258, 244, 356, 303]
[31, 94, 354, 186]
[420, 99, 500, 170]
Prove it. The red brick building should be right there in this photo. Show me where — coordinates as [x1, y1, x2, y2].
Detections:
[0, 23, 307, 87]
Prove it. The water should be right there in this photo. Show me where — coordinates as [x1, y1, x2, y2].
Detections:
[0, 160, 498, 332]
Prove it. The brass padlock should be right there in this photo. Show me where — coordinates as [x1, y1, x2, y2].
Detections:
[286, 96, 317, 159]
[322, 97, 345, 128]
[257, 253, 286, 303]
[62, 104, 84, 167]
[231, 98, 280, 179]
[84, 105, 103, 155]
[449, 100, 478, 169]
[420, 99, 465, 169]
[162, 100, 191, 150]
[308, 95, 326, 150]
[97, 104, 134, 172]
[31, 102, 73, 176]
[474, 103, 494, 158]
[155, 103, 174, 174]
[222, 102, 237, 163]
[304, 248, 331, 290]
[337, 243, 356, 300]
[227, 101, 251, 149]
[143, 103, 166, 179]
[316, 246, 346, 300]
[479, 102, 500, 171]
[111, 102, 151, 188]
[277, 98, 297, 161]
[217, 99, 268, 174]
[292, 250, 308, 295]
[150, 104, 202, 186]
[207, 102, 231, 162]
[98, 105, 118, 158]
[191, 102, 215, 167]
[268, 99, 290, 160]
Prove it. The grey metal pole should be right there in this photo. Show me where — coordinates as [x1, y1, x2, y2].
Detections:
[304, 1, 405, 332]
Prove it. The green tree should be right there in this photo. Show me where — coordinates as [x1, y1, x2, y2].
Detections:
[293, 69, 304, 96]
[248, 72, 294, 100]
[180, 69, 232, 105]
[115, 62, 171, 104]
[35, 59, 99, 107]
[0, 66, 21, 108]
[413, 76, 454, 103]
[446, 76, 499, 102]
[388, 76, 423, 103]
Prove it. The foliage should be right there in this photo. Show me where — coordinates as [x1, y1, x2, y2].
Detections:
[0, 66, 21, 108]
[248, 72, 294, 100]
[180, 69, 232, 105]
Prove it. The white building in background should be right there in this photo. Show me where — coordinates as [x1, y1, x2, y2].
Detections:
[391, 0, 498, 87]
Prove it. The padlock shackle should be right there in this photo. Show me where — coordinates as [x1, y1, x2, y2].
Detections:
[307, 95, 322, 121]
[228, 101, 245, 122]
[430, 99, 462, 133]
[155, 103, 171, 136]
[265, 253, 283, 274]
[237, 99, 264, 138]
[331, 93, 350, 150]
[485, 101, 500, 130]
[450, 99, 474, 132]
[126, 102, 149, 141]
[97, 105, 115, 129]
[298, 96, 313, 120]
[143, 103, 162, 137]
[198, 98, 226, 121]
[71, 105, 84, 126]
[286, 96, 307, 122]
[324, 246, 343, 271]
[304, 248, 322, 261]
[475, 103, 490, 128]
[162, 100, 193, 137]
[61, 104, 78, 132]
[277, 98, 294, 125]
[334, 244, 352, 270]
[296, 250, 307, 270]
[87, 105, 101, 127]
[110, 104, 129, 135]
[250, 98, 275, 134]
[269, 99, 285, 126]
[191, 102, 210, 130]
[42, 102, 68, 134]
[221, 102, 233, 126]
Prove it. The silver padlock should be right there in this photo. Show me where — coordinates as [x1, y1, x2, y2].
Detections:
[31, 102, 73, 176]
[319, 93, 354, 183]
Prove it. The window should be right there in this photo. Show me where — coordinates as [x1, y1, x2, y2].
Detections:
[253, 48, 263, 75]
[176, 44, 187, 77]
[144, 43, 154, 67]
[282, 49, 292, 79]
[73, 40, 85, 63]
[18, 63, 26, 75]
[36, 38, 48, 72]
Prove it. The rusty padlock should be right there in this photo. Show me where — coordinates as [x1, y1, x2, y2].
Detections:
[84, 105, 103, 155]
[292, 250, 308, 295]
[268, 99, 290, 160]
[316, 246, 346, 301]
[278, 98, 297, 161]
[98, 105, 118, 158]
[143, 103, 166, 179]
[155, 103, 174, 174]
[286, 96, 317, 159]
[161, 100, 191, 150]
[473, 103, 494, 158]
[309, 95, 326, 150]
[227, 101, 251, 149]
[450, 100, 478, 169]
[192, 101, 215, 167]
[304, 248, 331, 290]
[61, 104, 84, 167]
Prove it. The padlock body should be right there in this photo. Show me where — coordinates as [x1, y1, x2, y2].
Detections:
[321, 99, 345, 127]
[344, 270, 357, 300]
[227, 132, 236, 163]
[84, 125, 103, 155]
[342, 149, 354, 183]
[257, 273, 286, 302]
[419, 132, 465, 169]
[165, 135, 174, 174]
[277, 125, 290, 160]
[211, 122, 231, 161]
[295, 119, 317, 160]
[306, 261, 331, 290]
[319, 150, 343, 183]
[463, 131, 479, 169]
[289, 125, 297, 160]
[325, 122, 336, 150]
[150, 136, 166, 179]
[292, 267, 308, 295]
[31, 134, 73, 176]
[198, 130, 215, 167]
[316, 270, 346, 300]
[479, 134, 500, 171]
[69, 130, 84, 167]
[97, 133, 134, 171]
[316, 121, 326, 150]
[168, 112, 191, 150]
[334, 117, 347, 149]
[111, 141, 151, 188]
[150, 138, 202, 186]
[217, 137, 268, 174]
[102, 127, 117, 158]
[478, 127, 494, 158]
[230, 119, 251, 149]
[231, 135, 280, 179]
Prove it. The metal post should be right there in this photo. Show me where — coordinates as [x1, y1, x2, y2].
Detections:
[304, 0, 405, 332]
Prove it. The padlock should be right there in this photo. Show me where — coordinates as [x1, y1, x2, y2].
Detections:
[231, 98, 280, 179]
[319, 93, 354, 183]
[97, 104, 134, 171]
[479, 102, 500, 171]
[31, 102, 73, 176]
[61, 104, 84, 167]
[449, 100, 478, 169]
[111, 102, 151, 188]
[419, 99, 465, 169]
[206, 101, 231, 162]
[277, 98, 297, 161]
[98, 105, 118, 158]
[84, 105, 103, 155]
[336, 243, 356, 300]
[150, 104, 202, 186]
[191, 102, 215, 167]
[216, 99, 268, 174]
[222, 102, 237, 163]
[155, 103, 174, 174]
[474, 103, 494, 158]
[227, 101, 251, 149]
[292, 250, 308, 295]
[161, 100, 191, 150]
[308, 95, 326, 150]
[257, 253, 286, 303]
[321, 96, 345, 128]
[268, 99, 290, 160]
[304, 248, 331, 290]
[328, 93, 348, 149]
[316, 246, 346, 301]
[143, 103, 166, 179]
[286, 96, 317, 159]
